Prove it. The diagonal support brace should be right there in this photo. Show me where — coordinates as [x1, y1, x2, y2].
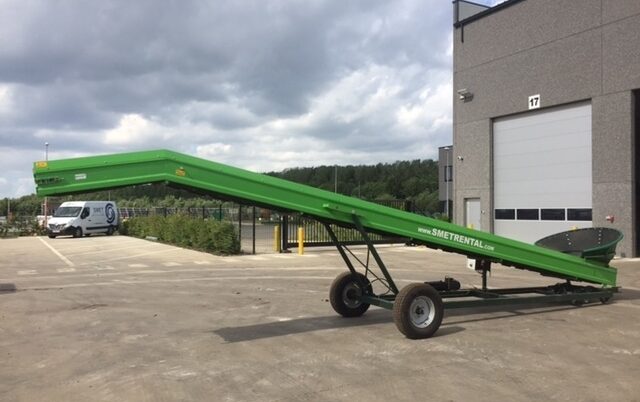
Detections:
[322, 222, 359, 277]
[351, 215, 399, 295]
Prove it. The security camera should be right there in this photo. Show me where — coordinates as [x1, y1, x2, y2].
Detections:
[457, 89, 473, 102]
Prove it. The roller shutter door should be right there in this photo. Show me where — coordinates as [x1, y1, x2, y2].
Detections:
[493, 103, 592, 243]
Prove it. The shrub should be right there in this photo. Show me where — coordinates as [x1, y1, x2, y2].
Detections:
[122, 215, 240, 255]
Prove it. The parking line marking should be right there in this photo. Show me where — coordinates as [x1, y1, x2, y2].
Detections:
[67, 242, 161, 257]
[18, 275, 338, 289]
[194, 261, 211, 265]
[17, 270, 38, 275]
[0, 265, 459, 283]
[57, 267, 77, 273]
[78, 249, 175, 265]
[163, 262, 182, 267]
[38, 237, 75, 267]
[128, 264, 149, 268]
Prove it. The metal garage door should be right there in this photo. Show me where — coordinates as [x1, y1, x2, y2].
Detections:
[493, 102, 592, 243]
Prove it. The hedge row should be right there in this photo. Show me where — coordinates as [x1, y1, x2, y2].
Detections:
[1, 218, 45, 238]
[121, 215, 240, 255]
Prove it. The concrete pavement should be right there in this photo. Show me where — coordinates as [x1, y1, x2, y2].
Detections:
[1, 235, 639, 401]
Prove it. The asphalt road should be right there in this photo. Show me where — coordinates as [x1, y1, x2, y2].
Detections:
[1, 235, 639, 401]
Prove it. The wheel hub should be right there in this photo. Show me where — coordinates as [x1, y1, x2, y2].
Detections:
[409, 296, 435, 328]
[342, 283, 362, 308]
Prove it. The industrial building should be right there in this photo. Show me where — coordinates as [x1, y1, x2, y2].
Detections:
[451, 0, 640, 257]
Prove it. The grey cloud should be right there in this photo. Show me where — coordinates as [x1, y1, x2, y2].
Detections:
[2, 0, 451, 114]
[0, 0, 454, 198]
[86, 72, 230, 116]
[4, 83, 117, 130]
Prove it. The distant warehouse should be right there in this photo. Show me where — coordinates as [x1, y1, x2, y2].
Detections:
[451, 0, 640, 257]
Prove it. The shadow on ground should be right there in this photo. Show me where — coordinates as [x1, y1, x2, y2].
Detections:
[214, 309, 393, 343]
[213, 291, 638, 342]
[616, 287, 640, 301]
[0, 283, 17, 294]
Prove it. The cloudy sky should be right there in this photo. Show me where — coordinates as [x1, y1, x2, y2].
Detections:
[0, 0, 499, 198]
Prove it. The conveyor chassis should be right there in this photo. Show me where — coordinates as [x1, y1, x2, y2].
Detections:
[324, 216, 618, 339]
[32, 149, 622, 339]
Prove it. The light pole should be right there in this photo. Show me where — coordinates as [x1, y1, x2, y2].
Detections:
[334, 165, 338, 193]
[44, 142, 49, 228]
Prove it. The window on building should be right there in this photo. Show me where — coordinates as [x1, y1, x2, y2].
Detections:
[495, 209, 515, 220]
[444, 165, 453, 182]
[541, 209, 565, 221]
[517, 209, 539, 220]
[567, 208, 592, 221]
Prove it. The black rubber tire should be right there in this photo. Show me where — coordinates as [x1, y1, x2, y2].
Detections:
[72, 227, 83, 238]
[329, 272, 372, 317]
[106, 226, 114, 236]
[48, 234, 56, 239]
[393, 283, 444, 339]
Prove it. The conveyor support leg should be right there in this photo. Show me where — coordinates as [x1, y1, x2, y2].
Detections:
[351, 215, 399, 295]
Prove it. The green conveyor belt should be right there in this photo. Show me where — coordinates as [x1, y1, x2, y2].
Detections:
[33, 149, 617, 286]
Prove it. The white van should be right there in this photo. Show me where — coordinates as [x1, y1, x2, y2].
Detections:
[47, 201, 119, 238]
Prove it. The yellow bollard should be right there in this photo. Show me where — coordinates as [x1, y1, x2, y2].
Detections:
[274, 224, 281, 252]
[298, 227, 304, 255]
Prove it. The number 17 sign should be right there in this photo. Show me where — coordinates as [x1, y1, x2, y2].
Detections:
[528, 94, 541, 110]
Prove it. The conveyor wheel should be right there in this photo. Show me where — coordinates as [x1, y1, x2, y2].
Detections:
[329, 272, 372, 317]
[393, 283, 443, 339]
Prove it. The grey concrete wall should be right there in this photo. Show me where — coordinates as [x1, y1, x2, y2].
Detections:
[593, 92, 636, 257]
[455, 0, 601, 72]
[603, 12, 640, 94]
[636, 91, 640, 256]
[455, 27, 602, 124]
[603, 0, 640, 24]
[453, 0, 640, 256]
[452, 119, 492, 231]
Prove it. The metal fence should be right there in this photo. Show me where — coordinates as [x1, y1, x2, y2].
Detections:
[118, 200, 413, 254]
[281, 215, 408, 250]
[1, 199, 414, 251]
[119, 206, 225, 220]
[118, 205, 279, 254]
[280, 200, 413, 251]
